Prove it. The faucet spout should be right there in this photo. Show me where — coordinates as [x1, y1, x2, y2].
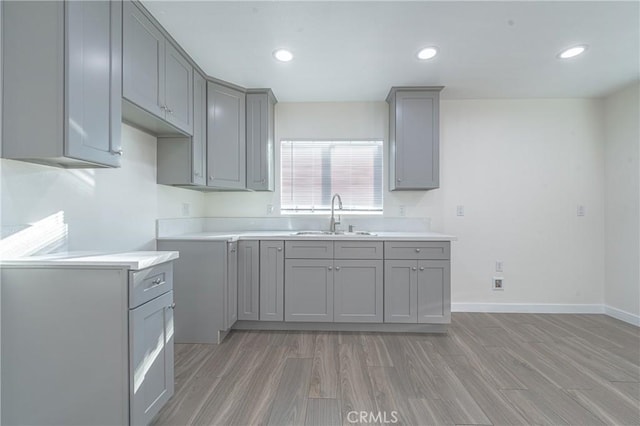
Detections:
[329, 193, 343, 233]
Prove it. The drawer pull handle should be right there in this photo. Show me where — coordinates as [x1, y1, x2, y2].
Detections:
[415, 248, 421, 253]
[146, 278, 166, 289]
[412, 267, 417, 271]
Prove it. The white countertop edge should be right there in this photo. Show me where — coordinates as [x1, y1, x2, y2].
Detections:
[156, 231, 457, 242]
[0, 251, 180, 270]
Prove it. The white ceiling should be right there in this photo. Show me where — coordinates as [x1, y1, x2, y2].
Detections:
[143, 1, 640, 102]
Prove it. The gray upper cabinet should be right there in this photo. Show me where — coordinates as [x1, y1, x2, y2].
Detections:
[2, 0, 122, 168]
[157, 70, 206, 186]
[207, 82, 247, 189]
[260, 241, 285, 321]
[246, 90, 277, 191]
[123, 1, 193, 136]
[238, 241, 259, 321]
[387, 87, 443, 190]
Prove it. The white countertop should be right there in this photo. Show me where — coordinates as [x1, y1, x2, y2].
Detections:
[156, 231, 456, 242]
[0, 251, 179, 270]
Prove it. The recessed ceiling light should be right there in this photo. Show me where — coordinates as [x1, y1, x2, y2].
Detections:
[273, 49, 293, 62]
[558, 45, 588, 59]
[417, 47, 438, 60]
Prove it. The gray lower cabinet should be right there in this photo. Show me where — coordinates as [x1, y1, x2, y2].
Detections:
[285, 259, 334, 322]
[246, 90, 277, 191]
[334, 260, 383, 323]
[123, 1, 193, 135]
[207, 82, 247, 189]
[417, 260, 451, 324]
[157, 240, 230, 343]
[226, 241, 238, 329]
[259, 240, 285, 321]
[387, 87, 443, 190]
[238, 241, 260, 320]
[157, 70, 207, 186]
[2, 0, 122, 168]
[1, 261, 175, 426]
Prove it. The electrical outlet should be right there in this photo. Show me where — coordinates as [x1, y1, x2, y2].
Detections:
[577, 205, 586, 216]
[456, 205, 465, 216]
[496, 261, 503, 272]
[267, 204, 274, 215]
[181, 203, 190, 217]
[399, 205, 406, 217]
[492, 277, 504, 291]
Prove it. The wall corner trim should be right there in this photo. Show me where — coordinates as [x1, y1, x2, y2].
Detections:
[604, 305, 640, 327]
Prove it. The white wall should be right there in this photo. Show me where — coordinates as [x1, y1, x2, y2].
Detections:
[604, 82, 640, 323]
[205, 99, 606, 307]
[1, 124, 206, 252]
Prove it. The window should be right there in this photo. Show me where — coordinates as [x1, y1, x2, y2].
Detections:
[281, 140, 383, 213]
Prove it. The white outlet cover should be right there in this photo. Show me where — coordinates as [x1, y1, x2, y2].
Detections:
[456, 205, 465, 216]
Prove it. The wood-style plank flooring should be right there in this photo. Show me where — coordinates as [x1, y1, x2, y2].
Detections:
[152, 313, 640, 425]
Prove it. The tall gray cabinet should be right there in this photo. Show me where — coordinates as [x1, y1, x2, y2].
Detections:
[2, 0, 122, 168]
[123, 0, 193, 135]
[387, 87, 444, 190]
[207, 82, 247, 189]
[246, 90, 277, 191]
[260, 241, 285, 321]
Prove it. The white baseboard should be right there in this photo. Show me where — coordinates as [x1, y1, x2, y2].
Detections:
[452, 303, 640, 327]
[604, 305, 640, 326]
[452, 303, 604, 314]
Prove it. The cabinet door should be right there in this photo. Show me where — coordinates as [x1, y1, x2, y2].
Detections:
[238, 241, 259, 321]
[392, 90, 439, 190]
[164, 42, 193, 134]
[226, 242, 238, 329]
[129, 291, 174, 426]
[191, 71, 207, 185]
[123, 1, 165, 118]
[285, 259, 333, 322]
[246, 92, 275, 191]
[207, 82, 246, 189]
[260, 241, 284, 321]
[417, 260, 451, 324]
[334, 260, 383, 323]
[384, 260, 417, 323]
[65, 0, 122, 167]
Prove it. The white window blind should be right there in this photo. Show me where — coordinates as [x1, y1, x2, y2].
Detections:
[281, 140, 383, 213]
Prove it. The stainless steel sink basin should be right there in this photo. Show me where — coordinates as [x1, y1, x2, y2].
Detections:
[291, 230, 377, 236]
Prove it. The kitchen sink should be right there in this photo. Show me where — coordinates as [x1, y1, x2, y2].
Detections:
[292, 230, 377, 236]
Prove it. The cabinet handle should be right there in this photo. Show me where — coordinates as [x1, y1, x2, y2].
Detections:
[194, 172, 201, 177]
[277, 247, 282, 251]
[160, 105, 167, 111]
[397, 178, 402, 182]
[169, 302, 176, 309]
[335, 266, 340, 271]
[415, 248, 421, 253]
[111, 149, 123, 156]
[412, 267, 417, 271]
[209, 175, 214, 180]
[167, 108, 173, 114]
[230, 248, 236, 252]
[328, 266, 333, 271]
[419, 267, 425, 271]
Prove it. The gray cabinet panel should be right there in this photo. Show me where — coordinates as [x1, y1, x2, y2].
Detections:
[129, 290, 174, 426]
[246, 91, 276, 191]
[387, 87, 443, 190]
[285, 240, 334, 259]
[207, 82, 246, 189]
[192, 71, 207, 185]
[285, 259, 333, 322]
[334, 241, 383, 260]
[2, 0, 121, 168]
[384, 241, 450, 260]
[65, 0, 121, 167]
[123, 1, 164, 119]
[164, 42, 193, 134]
[226, 242, 238, 329]
[260, 241, 284, 321]
[384, 260, 418, 323]
[417, 261, 451, 324]
[334, 260, 383, 323]
[129, 261, 173, 308]
[238, 241, 259, 321]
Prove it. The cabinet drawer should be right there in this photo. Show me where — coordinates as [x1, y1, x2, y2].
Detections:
[129, 262, 174, 308]
[334, 241, 383, 260]
[285, 240, 334, 259]
[384, 242, 450, 260]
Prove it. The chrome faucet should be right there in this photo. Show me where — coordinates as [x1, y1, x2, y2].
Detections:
[329, 193, 343, 233]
